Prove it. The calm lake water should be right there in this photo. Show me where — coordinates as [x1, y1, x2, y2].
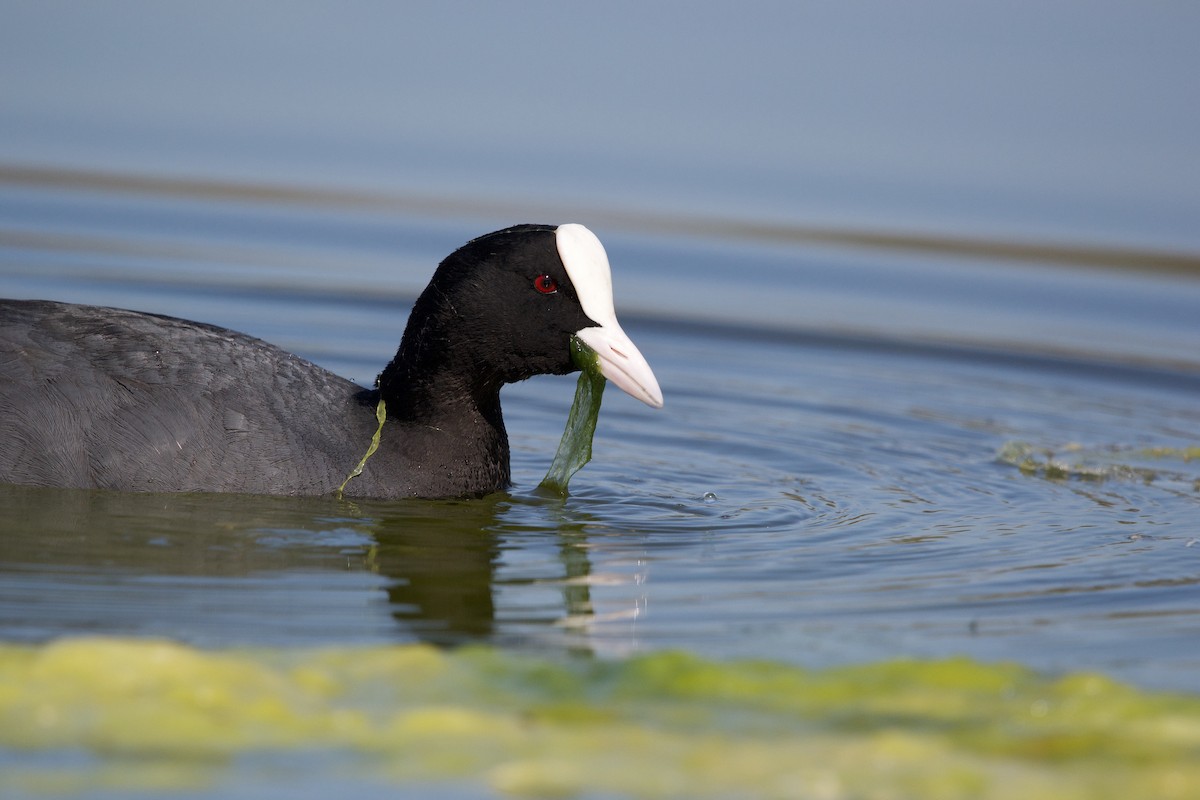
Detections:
[2, 173, 1198, 686]
[2, 4, 1200, 798]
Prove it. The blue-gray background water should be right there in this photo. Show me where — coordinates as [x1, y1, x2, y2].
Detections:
[1, 1, 1198, 693]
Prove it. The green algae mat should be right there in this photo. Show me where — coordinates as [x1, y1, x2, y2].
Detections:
[2, 638, 1199, 798]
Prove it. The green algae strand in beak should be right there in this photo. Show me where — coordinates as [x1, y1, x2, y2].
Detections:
[539, 337, 607, 496]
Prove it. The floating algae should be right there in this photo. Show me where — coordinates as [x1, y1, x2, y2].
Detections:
[538, 337, 606, 496]
[997, 440, 1200, 488]
[3, 638, 1200, 799]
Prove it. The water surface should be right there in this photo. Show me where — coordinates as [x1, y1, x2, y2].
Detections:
[2, 176, 1198, 694]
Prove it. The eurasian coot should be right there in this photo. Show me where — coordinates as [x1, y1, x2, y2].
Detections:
[0, 223, 662, 498]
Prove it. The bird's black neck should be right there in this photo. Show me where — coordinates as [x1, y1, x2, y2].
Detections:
[373, 328, 510, 486]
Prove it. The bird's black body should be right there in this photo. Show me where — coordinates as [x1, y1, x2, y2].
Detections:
[0, 224, 626, 499]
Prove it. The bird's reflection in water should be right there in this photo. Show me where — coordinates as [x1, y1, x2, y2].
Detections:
[363, 493, 597, 649]
[0, 485, 598, 651]
[368, 499, 501, 644]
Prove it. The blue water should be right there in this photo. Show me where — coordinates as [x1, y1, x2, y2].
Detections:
[1, 0, 1198, 701]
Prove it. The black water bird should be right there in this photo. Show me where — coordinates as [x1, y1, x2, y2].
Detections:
[0, 224, 663, 498]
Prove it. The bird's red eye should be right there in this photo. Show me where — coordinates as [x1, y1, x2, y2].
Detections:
[534, 274, 558, 294]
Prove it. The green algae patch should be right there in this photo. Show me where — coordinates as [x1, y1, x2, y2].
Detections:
[3, 639, 1200, 799]
[1138, 446, 1200, 462]
[538, 337, 607, 497]
[997, 440, 1200, 489]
